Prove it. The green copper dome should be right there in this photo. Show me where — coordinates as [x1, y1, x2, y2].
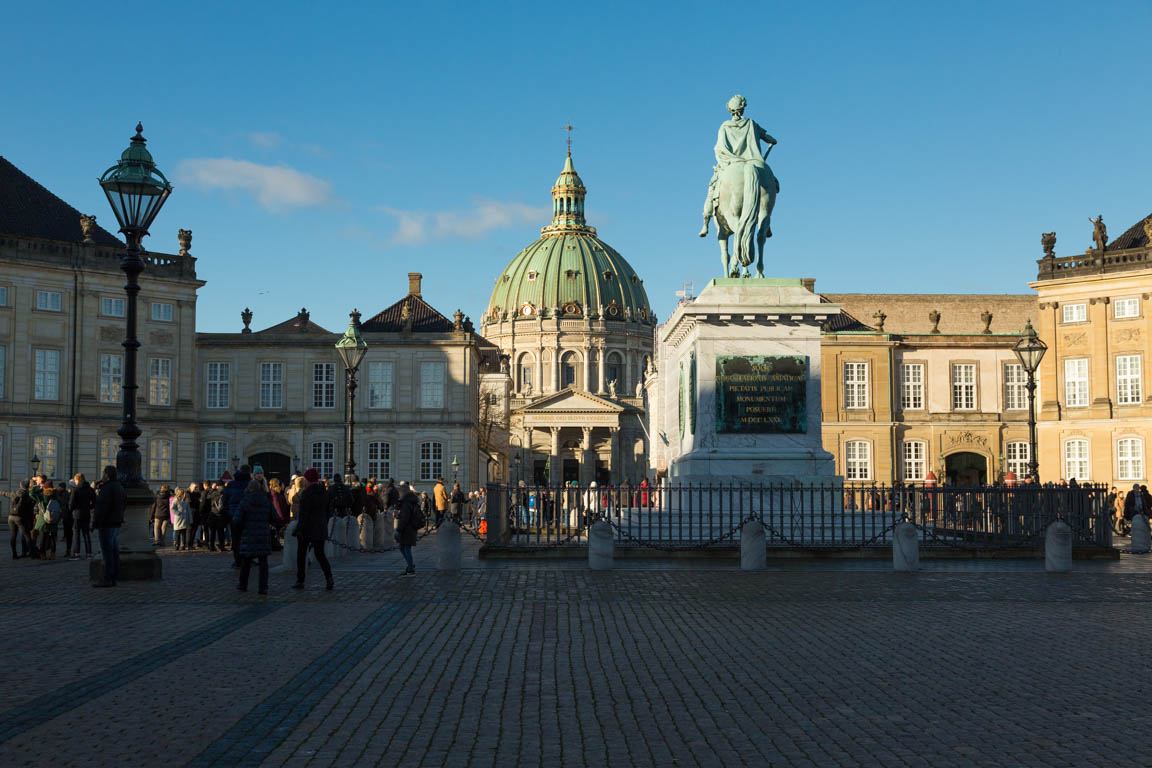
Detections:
[484, 154, 653, 326]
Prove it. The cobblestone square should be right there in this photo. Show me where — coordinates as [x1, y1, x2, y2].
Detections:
[2, 539, 1150, 767]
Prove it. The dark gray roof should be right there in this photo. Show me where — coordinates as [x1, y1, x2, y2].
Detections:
[1108, 213, 1152, 251]
[0, 156, 122, 247]
[362, 295, 455, 333]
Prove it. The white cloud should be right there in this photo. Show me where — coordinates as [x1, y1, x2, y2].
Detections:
[379, 199, 547, 245]
[248, 131, 284, 149]
[177, 158, 332, 211]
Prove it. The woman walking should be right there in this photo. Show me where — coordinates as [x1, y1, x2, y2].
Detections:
[171, 489, 193, 550]
[236, 479, 273, 594]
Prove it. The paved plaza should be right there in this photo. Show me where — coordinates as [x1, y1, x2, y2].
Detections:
[2, 536, 1151, 768]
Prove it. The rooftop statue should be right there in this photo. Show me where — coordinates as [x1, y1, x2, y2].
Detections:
[699, 94, 779, 279]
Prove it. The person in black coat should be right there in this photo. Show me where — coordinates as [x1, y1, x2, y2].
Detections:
[222, 468, 252, 566]
[235, 480, 274, 595]
[92, 466, 125, 588]
[149, 486, 173, 547]
[6, 482, 34, 559]
[69, 474, 96, 558]
[395, 482, 421, 577]
[292, 469, 334, 590]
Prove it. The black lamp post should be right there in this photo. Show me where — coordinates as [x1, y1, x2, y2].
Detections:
[1012, 320, 1048, 482]
[99, 123, 172, 489]
[30, 454, 40, 476]
[335, 309, 368, 481]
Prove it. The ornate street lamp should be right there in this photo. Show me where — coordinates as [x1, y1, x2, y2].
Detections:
[98, 123, 172, 489]
[451, 454, 460, 484]
[335, 309, 368, 481]
[1012, 320, 1048, 482]
[30, 454, 40, 476]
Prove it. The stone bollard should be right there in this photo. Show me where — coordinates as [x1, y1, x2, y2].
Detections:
[892, 520, 919, 572]
[740, 519, 766, 570]
[1132, 514, 1151, 554]
[1045, 520, 1073, 572]
[437, 520, 462, 570]
[588, 520, 614, 570]
[283, 520, 299, 568]
[358, 514, 374, 551]
[325, 517, 340, 561]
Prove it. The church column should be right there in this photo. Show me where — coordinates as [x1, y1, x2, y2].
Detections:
[609, 426, 620, 484]
[521, 427, 533, 484]
[554, 343, 561, 392]
[580, 426, 595, 486]
[549, 426, 561, 486]
[582, 346, 590, 392]
[597, 345, 606, 394]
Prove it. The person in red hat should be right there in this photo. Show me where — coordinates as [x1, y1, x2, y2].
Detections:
[292, 468, 334, 590]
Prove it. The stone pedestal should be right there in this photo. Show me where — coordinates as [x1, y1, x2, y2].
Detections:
[653, 278, 840, 486]
[1045, 520, 1073, 572]
[1132, 514, 1150, 554]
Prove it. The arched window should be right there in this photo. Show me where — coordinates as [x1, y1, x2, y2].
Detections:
[33, 435, 58, 479]
[149, 438, 173, 482]
[99, 437, 119, 476]
[561, 351, 582, 390]
[845, 441, 871, 480]
[517, 352, 534, 394]
[606, 351, 624, 392]
[902, 441, 926, 481]
[1064, 439, 1090, 482]
[1117, 437, 1144, 481]
[311, 441, 335, 480]
[419, 441, 443, 481]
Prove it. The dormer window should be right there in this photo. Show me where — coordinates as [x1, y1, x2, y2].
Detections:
[602, 270, 614, 281]
[565, 269, 579, 279]
[526, 271, 538, 282]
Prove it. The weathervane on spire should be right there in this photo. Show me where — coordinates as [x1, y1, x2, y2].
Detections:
[565, 123, 574, 156]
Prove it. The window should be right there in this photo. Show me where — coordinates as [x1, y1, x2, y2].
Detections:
[99, 438, 118, 473]
[844, 362, 869, 409]
[311, 441, 334, 480]
[149, 438, 173, 481]
[148, 358, 171, 405]
[312, 362, 336, 409]
[204, 441, 229, 481]
[0, 286, 8, 306]
[1006, 442, 1030, 478]
[101, 297, 125, 317]
[206, 362, 230, 409]
[1004, 363, 1027, 410]
[420, 361, 445, 409]
[1064, 439, 1090, 482]
[606, 361, 621, 389]
[951, 363, 976, 410]
[99, 354, 123, 403]
[1117, 355, 1142, 406]
[845, 441, 870, 480]
[1118, 438, 1145, 481]
[1115, 298, 1140, 319]
[367, 362, 393, 409]
[1064, 359, 1089, 408]
[259, 362, 284, 408]
[34, 349, 60, 400]
[36, 290, 62, 311]
[1062, 303, 1087, 323]
[902, 441, 925, 481]
[33, 436, 58, 479]
[519, 364, 533, 392]
[0, 346, 4, 400]
[419, 441, 443, 481]
[367, 441, 391, 479]
[900, 363, 923, 410]
[151, 302, 174, 322]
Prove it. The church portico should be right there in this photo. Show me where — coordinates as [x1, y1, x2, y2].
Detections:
[512, 388, 638, 485]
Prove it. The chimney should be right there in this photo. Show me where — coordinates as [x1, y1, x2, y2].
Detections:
[801, 277, 815, 293]
[408, 272, 422, 297]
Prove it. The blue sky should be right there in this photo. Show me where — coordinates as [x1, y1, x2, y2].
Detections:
[3, 1, 1151, 332]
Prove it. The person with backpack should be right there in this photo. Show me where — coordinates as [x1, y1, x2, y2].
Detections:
[40, 487, 61, 560]
[204, 479, 228, 551]
[395, 481, 423, 577]
[326, 474, 352, 518]
[449, 482, 466, 523]
[292, 469, 334, 590]
[7, 482, 33, 559]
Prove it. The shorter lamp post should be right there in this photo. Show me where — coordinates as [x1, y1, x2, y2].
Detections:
[30, 454, 40, 477]
[335, 309, 368, 482]
[1012, 320, 1048, 483]
[452, 455, 460, 484]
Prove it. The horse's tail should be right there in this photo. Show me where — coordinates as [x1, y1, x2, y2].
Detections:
[735, 164, 761, 267]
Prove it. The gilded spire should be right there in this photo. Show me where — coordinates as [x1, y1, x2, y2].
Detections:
[542, 149, 595, 237]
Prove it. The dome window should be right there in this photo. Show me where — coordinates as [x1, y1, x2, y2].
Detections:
[565, 269, 579, 279]
[563, 302, 582, 316]
[606, 301, 620, 317]
[519, 302, 536, 317]
[630, 275, 639, 284]
[526, 270, 538, 282]
[602, 270, 614, 281]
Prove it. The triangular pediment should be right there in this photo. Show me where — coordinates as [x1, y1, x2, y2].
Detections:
[518, 388, 625, 414]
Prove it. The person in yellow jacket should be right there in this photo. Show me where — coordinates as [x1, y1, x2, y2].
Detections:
[433, 478, 449, 526]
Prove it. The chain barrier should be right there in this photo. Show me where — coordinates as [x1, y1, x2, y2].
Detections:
[604, 515, 750, 552]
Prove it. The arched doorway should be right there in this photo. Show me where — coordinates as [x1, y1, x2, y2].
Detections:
[945, 452, 987, 486]
[248, 452, 292, 485]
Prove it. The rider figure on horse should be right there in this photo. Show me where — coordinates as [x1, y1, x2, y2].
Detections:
[699, 94, 777, 238]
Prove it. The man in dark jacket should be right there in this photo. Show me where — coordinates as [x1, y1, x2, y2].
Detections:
[327, 474, 352, 518]
[292, 469, 334, 590]
[7, 482, 34, 558]
[149, 485, 173, 547]
[396, 482, 421, 577]
[92, 465, 125, 587]
[69, 474, 96, 559]
[222, 466, 252, 566]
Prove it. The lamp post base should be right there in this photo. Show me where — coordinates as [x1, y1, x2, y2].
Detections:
[88, 485, 163, 582]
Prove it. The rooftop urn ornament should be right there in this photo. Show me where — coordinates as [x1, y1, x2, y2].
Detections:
[929, 310, 941, 334]
[981, 310, 993, 334]
[296, 307, 310, 331]
[1041, 231, 1057, 258]
[699, 94, 780, 279]
[79, 214, 97, 244]
[453, 308, 464, 331]
[177, 228, 192, 257]
[1090, 214, 1107, 253]
[241, 307, 253, 333]
[872, 310, 887, 332]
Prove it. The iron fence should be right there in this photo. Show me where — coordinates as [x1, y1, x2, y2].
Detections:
[483, 482, 1112, 553]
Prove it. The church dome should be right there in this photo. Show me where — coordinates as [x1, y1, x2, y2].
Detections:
[484, 152, 653, 326]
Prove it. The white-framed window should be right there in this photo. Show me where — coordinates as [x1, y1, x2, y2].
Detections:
[99, 437, 118, 473]
[420, 361, 445, 409]
[367, 362, 393, 409]
[367, 441, 391, 480]
[1064, 439, 1090, 482]
[419, 441, 443, 481]
[844, 362, 869, 409]
[1118, 438, 1145, 481]
[149, 438, 173, 481]
[101, 297, 125, 317]
[520, 364, 533, 392]
[1062, 303, 1087, 323]
[1006, 442, 1030, 478]
[0, 286, 8, 306]
[204, 441, 229, 481]
[902, 441, 926, 481]
[148, 358, 171, 406]
[35, 290, 62, 312]
[33, 435, 58, 479]
[1064, 358, 1089, 408]
[313, 362, 336, 409]
[1115, 298, 1140, 319]
[1117, 355, 1143, 406]
[150, 302, 174, 322]
[951, 363, 976, 410]
[1004, 363, 1027, 411]
[900, 363, 924, 410]
[311, 441, 334, 480]
[99, 354, 123, 403]
[259, 362, 284, 408]
[34, 349, 60, 400]
[205, 362, 230, 409]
